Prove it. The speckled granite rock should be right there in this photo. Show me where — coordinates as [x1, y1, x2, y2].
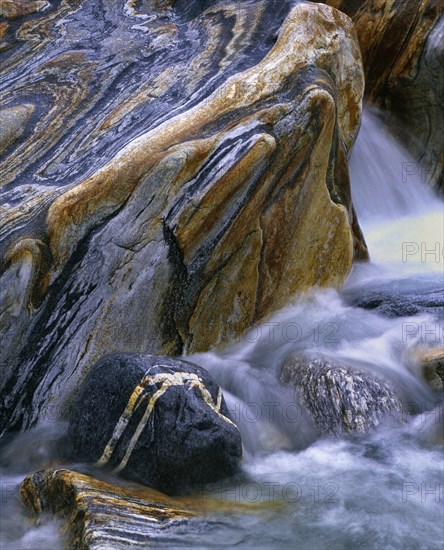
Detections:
[317, 0, 444, 192]
[0, 0, 367, 434]
[20, 468, 196, 550]
[69, 354, 242, 494]
[281, 354, 403, 435]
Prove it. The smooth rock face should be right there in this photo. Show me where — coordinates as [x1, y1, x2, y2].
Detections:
[20, 468, 196, 550]
[0, 0, 367, 434]
[318, 0, 444, 192]
[68, 354, 242, 494]
[281, 355, 403, 435]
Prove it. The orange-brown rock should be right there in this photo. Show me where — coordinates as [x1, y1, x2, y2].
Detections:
[20, 468, 270, 549]
[21, 469, 195, 549]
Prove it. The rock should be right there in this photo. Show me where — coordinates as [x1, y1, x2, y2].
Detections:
[416, 348, 444, 391]
[281, 354, 403, 435]
[20, 467, 268, 549]
[0, 1, 49, 20]
[0, 0, 367, 434]
[317, 0, 444, 193]
[0, 104, 34, 155]
[68, 354, 242, 494]
[20, 468, 196, 550]
[342, 284, 444, 318]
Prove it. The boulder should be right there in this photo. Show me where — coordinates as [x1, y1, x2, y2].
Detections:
[68, 354, 242, 494]
[281, 354, 403, 435]
[0, 104, 34, 155]
[0, 0, 367, 434]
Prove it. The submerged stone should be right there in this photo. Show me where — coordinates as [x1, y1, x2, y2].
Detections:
[281, 354, 403, 436]
[68, 354, 242, 494]
[343, 285, 444, 318]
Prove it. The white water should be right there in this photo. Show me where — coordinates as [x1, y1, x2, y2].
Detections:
[181, 109, 444, 548]
[1, 110, 443, 549]
[350, 109, 443, 277]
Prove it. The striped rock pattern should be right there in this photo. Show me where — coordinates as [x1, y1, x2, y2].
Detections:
[20, 468, 196, 549]
[0, 0, 366, 433]
[20, 467, 271, 549]
[68, 354, 242, 494]
[318, 0, 444, 192]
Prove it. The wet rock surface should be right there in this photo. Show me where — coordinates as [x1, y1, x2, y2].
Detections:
[68, 354, 242, 494]
[20, 468, 196, 550]
[281, 354, 403, 435]
[343, 285, 444, 318]
[0, 0, 367, 435]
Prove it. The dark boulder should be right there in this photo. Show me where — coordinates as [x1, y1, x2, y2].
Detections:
[69, 354, 242, 494]
[281, 354, 403, 436]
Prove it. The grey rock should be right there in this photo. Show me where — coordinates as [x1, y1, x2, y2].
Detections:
[281, 355, 403, 436]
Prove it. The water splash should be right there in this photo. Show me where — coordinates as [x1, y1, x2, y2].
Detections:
[350, 109, 443, 276]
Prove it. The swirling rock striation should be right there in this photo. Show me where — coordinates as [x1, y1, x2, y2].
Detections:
[0, 0, 366, 433]
[20, 466, 268, 549]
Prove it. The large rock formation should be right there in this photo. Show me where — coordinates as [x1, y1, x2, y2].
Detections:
[69, 354, 242, 494]
[0, 0, 366, 434]
[318, 0, 444, 192]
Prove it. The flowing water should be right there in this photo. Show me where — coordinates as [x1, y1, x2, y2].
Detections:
[1, 110, 443, 549]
